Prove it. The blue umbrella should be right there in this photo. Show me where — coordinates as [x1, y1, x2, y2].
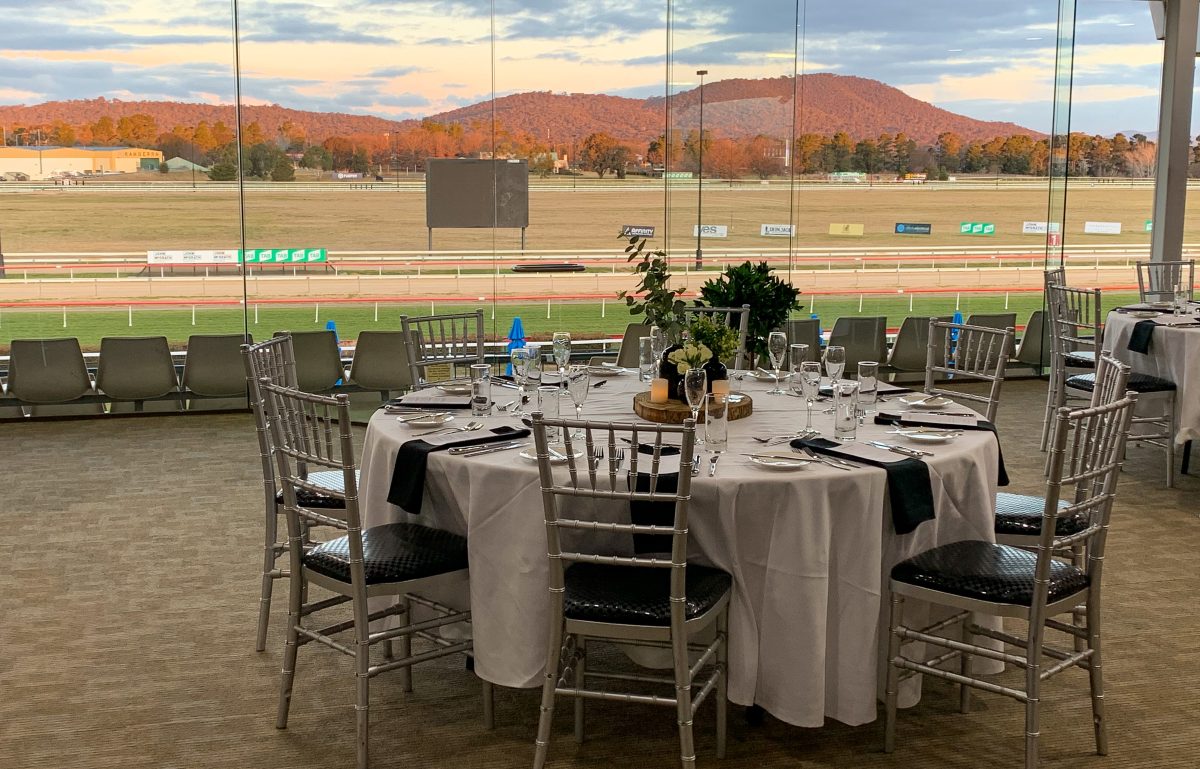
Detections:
[325, 320, 342, 384]
[505, 317, 526, 375]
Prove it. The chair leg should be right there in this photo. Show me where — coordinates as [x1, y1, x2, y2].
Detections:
[355, 605, 371, 769]
[573, 638, 586, 744]
[257, 512, 281, 652]
[1024, 624, 1045, 769]
[1039, 364, 1060, 451]
[482, 679, 495, 730]
[1166, 396, 1177, 489]
[398, 596, 413, 693]
[716, 607, 729, 760]
[275, 568, 303, 729]
[532, 618, 565, 769]
[959, 617, 971, 714]
[1087, 594, 1108, 755]
[883, 593, 904, 754]
[672, 631, 696, 768]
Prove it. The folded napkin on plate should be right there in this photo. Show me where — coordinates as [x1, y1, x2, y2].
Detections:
[791, 437, 935, 535]
[875, 411, 1009, 486]
[389, 392, 472, 409]
[629, 444, 682, 555]
[387, 426, 530, 513]
[1127, 319, 1156, 354]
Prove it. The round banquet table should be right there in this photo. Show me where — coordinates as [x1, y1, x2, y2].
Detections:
[1105, 308, 1200, 444]
[359, 371, 1001, 728]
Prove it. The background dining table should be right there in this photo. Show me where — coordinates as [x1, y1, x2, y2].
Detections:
[1105, 306, 1200, 444]
[358, 369, 1001, 728]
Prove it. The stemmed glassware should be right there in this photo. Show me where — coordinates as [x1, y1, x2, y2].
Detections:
[552, 332, 571, 390]
[766, 331, 788, 394]
[509, 346, 529, 416]
[649, 325, 665, 374]
[799, 361, 822, 431]
[823, 345, 846, 383]
[684, 367, 708, 436]
[523, 344, 543, 413]
[565, 364, 590, 437]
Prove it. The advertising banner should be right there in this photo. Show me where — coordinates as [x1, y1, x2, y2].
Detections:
[828, 223, 865, 236]
[693, 224, 728, 238]
[894, 222, 931, 235]
[1083, 221, 1122, 235]
[760, 224, 795, 237]
[147, 250, 240, 265]
[621, 225, 656, 238]
[960, 222, 996, 236]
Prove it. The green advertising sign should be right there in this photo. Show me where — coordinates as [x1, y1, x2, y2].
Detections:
[959, 222, 995, 236]
[239, 248, 327, 264]
[1145, 220, 1153, 232]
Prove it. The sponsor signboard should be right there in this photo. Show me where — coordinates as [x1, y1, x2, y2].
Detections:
[242, 248, 327, 264]
[693, 224, 728, 238]
[894, 222, 932, 235]
[960, 222, 995, 236]
[1047, 233, 1062, 247]
[1145, 219, 1154, 232]
[1083, 221, 1122, 235]
[147, 249, 240, 266]
[760, 224, 795, 237]
[1021, 221, 1063, 235]
[829, 223, 865, 236]
[621, 225, 656, 238]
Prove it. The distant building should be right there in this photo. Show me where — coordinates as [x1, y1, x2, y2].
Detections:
[0, 146, 164, 180]
[164, 156, 210, 173]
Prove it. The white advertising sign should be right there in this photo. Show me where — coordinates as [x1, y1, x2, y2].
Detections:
[760, 224, 795, 237]
[1083, 221, 1122, 235]
[693, 224, 728, 238]
[147, 249, 240, 265]
[1021, 221, 1062, 235]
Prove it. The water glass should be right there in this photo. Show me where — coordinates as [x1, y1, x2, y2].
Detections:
[1174, 286, 1190, 316]
[767, 331, 788, 394]
[638, 336, 655, 382]
[857, 361, 879, 416]
[824, 345, 846, 382]
[705, 393, 729, 453]
[649, 325, 665, 370]
[799, 361, 822, 430]
[790, 343, 809, 368]
[469, 363, 491, 416]
[552, 332, 571, 382]
[509, 346, 530, 416]
[537, 384, 560, 443]
[523, 344, 543, 390]
[833, 380, 860, 442]
[684, 367, 708, 427]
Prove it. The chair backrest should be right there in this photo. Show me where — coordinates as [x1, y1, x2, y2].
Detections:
[615, 322, 653, 368]
[1044, 266, 1065, 290]
[260, 383, 363, 579]
[924, 321, 1014, 422]
[1088, 353, 1131, 408]
[964, 312, 1017, 332]
[348, 330, 415, 395]
[827, 316, 888, 369]
[6, 338, 94, 404]
[1046, 284, 1103, 361]
[784, 318, 822, 358]
[1136, 259, 1195, 303]
[273, 330, 344, 393]
[1013, 310, 1048, 365]
[401, 309, 486, 387]
[682, 305, 750, 370]
[243, 336, 299, 505]
[530, 413, 697, 631]
[1034, 392, 1137, 622]
[887, 316, 950, 372]
[182, 334, 250, 397]
[96, 336, 180, 404]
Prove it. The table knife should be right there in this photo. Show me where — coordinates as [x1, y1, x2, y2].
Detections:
[447, 440, 528, 457]
[708, 455, 720, 477]
[868, 440, 932, 458]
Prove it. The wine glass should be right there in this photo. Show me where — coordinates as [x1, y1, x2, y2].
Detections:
[552, 332, 571, 390]
[766, 331, 788, 394]
[684, 367, 708, 435]
[799, 361, 822, 431]
[509, 347, 529, 416]
[566, 364, 590, 437]
[523, 345, 543, 408]
[823, 345, 846, 383]
[649, 325, 665, 374]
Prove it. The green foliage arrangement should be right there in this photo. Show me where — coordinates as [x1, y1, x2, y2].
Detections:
[666, 342, 712, 375]
[687, 315, 738, 364]
[698, 261, 802, 362]
[616, 233, 686, 341]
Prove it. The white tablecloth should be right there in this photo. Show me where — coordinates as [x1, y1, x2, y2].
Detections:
[359, 373, 1000, 727]
[1105, 309, 1200, 443]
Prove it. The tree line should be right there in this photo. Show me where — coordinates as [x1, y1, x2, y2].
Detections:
[0, 113, 1165, 180]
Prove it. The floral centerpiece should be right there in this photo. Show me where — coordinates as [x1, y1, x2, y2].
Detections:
[666, 341, 713, 375]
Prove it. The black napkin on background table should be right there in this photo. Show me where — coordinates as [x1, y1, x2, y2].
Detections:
[791, 437, 935, 535]
[384, 395, 472, 410]
[873, 413, 1009, 486]
[387, 426, 529, 513]
[629, 444, 682, 555]
[1127, 319, 1156, 354]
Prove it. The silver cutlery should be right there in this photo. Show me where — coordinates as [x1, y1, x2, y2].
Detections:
[614, 448, 626, 469]
[497, 400, 516, 412]
[691, 455, 701, 476]
[867, 440, 932, 458]
[414, 420, 483, 438]
[447, 440, 528, 456]
[591, 447, 604, 472]
[395, 411, 449, 423]
[708, 455, 720, 477]
[796, 447, 855, 470]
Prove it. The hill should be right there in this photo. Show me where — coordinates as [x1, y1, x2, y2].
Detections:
[0, 75, 1039, 146]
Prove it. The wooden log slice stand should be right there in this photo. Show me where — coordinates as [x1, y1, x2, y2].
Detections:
[632, 392, 753, 424]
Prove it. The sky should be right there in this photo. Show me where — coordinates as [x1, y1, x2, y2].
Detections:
[0, 0, 1174, 136]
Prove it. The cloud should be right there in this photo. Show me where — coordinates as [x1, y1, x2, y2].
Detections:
[368, 65, 424, 78]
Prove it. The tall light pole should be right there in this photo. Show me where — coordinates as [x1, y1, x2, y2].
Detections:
[695, 69, 708, 270]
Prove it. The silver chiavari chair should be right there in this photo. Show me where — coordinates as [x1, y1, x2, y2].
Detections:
[262, 383, 491, 769]
[400, 308, 486, 388]
[681, 304, 751, 369]
[1040, 284, 1102, 451]
[885, 390, 1138, 769]
[1136, 259, 1195, 304]
[243, 335, 351, 652]
[923, 320, 1014, 423]
[529, 414, 730, 769]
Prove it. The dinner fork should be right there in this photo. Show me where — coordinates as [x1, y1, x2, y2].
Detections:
[614, 448, 626, 469]
[414, 420, 483, 438]
[590, 447, 604, 472]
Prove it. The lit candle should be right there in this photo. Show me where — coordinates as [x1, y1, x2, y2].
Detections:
[711, 379, 730, 396]
[650, 378, 669, 403]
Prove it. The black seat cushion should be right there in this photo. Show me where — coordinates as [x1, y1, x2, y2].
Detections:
[1063, 350, 1096, 368]
[1066, 372, 1176, 394]
[891, 540, 1089, 606]
[304, 522, 468, 585]
[994, 492, 1088, 538]
[563, 562, 731, 626]
[276, 469, 358, 510]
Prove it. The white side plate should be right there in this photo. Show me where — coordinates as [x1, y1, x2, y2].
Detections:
[747, 455, 810, 470]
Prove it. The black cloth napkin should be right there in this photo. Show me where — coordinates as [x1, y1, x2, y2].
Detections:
[387, 426, 529, 513]
[384, 396, 472, 410]
[629, 444, 682, 555]
[819, 384, 915, 398]
[791, 437, 935, 535]
[873, 413, 1009, 486]
[1127, 319, 1156, 354]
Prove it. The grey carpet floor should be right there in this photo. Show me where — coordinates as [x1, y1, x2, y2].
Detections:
[4, 379, 1198, 768]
